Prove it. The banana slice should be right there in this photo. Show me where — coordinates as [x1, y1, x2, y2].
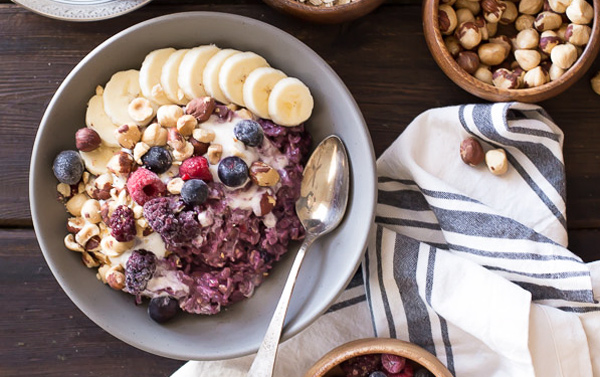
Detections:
[267, 77, 314, 127]
[218, 52, 269, 107]
[139, 47, 176, 106]
[178, 45, 221, 100]
[202, 49, 241, 104]
[160, 49, 189, 105]
[242, 67, 287, 120]
[85, 90, 120, 148]
[103, 70, 149, 127]
[80, 145, 120, 176]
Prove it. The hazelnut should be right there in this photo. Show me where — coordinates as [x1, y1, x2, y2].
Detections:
[485, 148, 509, 175]
[486, 20, 499, 37]
[56, 182, 72, 199]
[75, 128, 101, 152]
[189, 137, 210, 156]
[460, 137, 485, 166]
[167, 128, 186, 151]
[91, 173, 112, 200]
[565, 23, 592, 46]
[172, 142, 195, 161]
[184, 97, 216, 123]
[455, 0, 481, 14]
[192, 128, 216, 143]
[256, 193, 276, 217]
[133, 142, 150, 165]
[455, 8, 475, 24]
[176, 114, 198, 136]
[156, 105, 183, 128]
[64, 233, 84, 252]
[456, 22, 482, 50]
[539, 31, 562, 53]
[128, 97, 155, 124]
[81, 252, 99, 268]
[81, 199, 102, 224]
[141, 123, 168, 147]
[550, 42, 578, 69]
[478, 43, 509, 65]
[106, 268, 126, 290]
[66, 216, 85, 234]
[474, 65, 494, 84]
[235, 108, 256, 120]
[516, 28, 540, 49]
[75, 223, 100, 246]
[444, 36, 464, 57]
[548, 0, 572, 13]
[523, 66, 550, 86]
[591, 71, 600, 95]
[519, 0, 544, 14]
[534, 12, 564, 31]
[439, 4, 459, 35]
[515, 14, 536, 31]
[482, 0, 506, 23]
[515, 49, 542, 70]
[566, 0, 594, 24]
[106, 151, 134, 176]
[167, 177, 185, 194]
[249, 161, 281, 186]
[473, 16, 489, 40]
[85, 236, 101, 252]
[441, 0, 457, 6]
[549, 63, 566, 80]
[115, 124, 142, 149]
[489, 35, 513, 55]
[492, 68, 521, 89]
[207, 144, 223, 165]
[556, 23, 569, 41]
[499, 1, 518, 24]
[65, 193, 88, 217]
[456, 51, 480, 74]
[100, 235, 134, 257]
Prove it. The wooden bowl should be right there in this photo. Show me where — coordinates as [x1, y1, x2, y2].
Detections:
[262, 0, 385, 24]
[422, 0, 600, 102]
[304, 338, 453, 377]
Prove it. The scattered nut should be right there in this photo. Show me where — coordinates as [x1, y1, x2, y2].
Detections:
[515, 49, 542, 70]
[176, 114, 198, 136]
[64, 233, 84, 252]
[456, 21, 483, 50]
[167, 177, 185, 194]
[75, 128, 101, 152]
[106, 268, 126, 290]
[591, 71, 600, 95]
[474, 65, 494, 84]
[534, 11, 564, 31]
[192, 128, 216, 143]
[189, 137, 210, 156]
[66, 216, 85, 233]
[128, 97, 155, 124]
[172, 141, 195, 161]
[141, 123, 168, 147]
[65, 193, 88, 217]
[249, 161, 281, 187]
[91, 173, 113, 200]
[100, 235, 134, 257]
[207, 144, 223, 165]
[85, 236, 101, 252]
[485, 148, 509, 175]
[492, 68, 521, 89]
[523, 65, 550, 86]
[565, 23, 592, 46]
[133, 142, 151, 165]
[156, 105, 184, 128]
[519, 0, 544, 15]
[81, 199, 102, 224]
[81, 251, 99, 268]
[566, 0, 594, 24]
[106, 151, 135, 177]
[57, 182, 72, 199]
[550, 42, 578, 69]
[185, 97, 216, 123]
[478, 42, 510, 65]
[439, 4, 459, 35]
[167, 128, 186, 151]
[515, 14, 537, 31]
[115, 124, 142, 149]
[256, 193, 276, 217]
[456, 51, 480, 74]
[460, 137, 485, 166]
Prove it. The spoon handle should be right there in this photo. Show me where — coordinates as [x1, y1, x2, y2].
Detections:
[247, 232, 318, 377]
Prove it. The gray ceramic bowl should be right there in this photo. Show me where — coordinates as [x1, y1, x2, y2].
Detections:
[30, 12, 376, 361]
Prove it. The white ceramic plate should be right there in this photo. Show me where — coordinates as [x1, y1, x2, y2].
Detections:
[12, 0, 152, 21]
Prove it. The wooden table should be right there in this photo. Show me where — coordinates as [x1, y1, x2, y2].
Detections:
[1, 0, 599, 375]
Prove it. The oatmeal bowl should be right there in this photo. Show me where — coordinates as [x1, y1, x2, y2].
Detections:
[29, 12, 376, 360]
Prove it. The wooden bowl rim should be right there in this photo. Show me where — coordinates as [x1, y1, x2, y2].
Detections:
[303, 338, 453, 377]
[422, 0, 600, 102]
[270, 0, 381, 13]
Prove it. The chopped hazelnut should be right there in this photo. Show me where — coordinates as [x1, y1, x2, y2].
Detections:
[115, 124, 142, 149]
[515, 14, 536, 31]
[207, 144, 223, 165]
[519, 0, 544, 14]
[64, 234, 84, 252]
[66, 193, 88, 217]
[539, 31, 562, 53]
[474, 65, 494, 84]
[565, 23, 592, 46]
[478, 43, 509, 65]
[249, 161, 281, 187]
[189, 137, 210, 156]
[492, 68, 521, 89]
[106, 151, 134, 177]
[172, 142, 194, 161]
[591, 71, 600, 95]
[192, 128, 216, 143]
[167, 177, 185, 194]
[141, 123, 168, 147]
[523, 66, 549, 86]
[550, 42, 578, 69]
[515, 49, 542, 70]
[534, 11, 564, 31]
[566, 0, 594, 24]
[81, 199, 102, 224]
[485, 148, 509, 175]
[516, 28, 540, 49]
[167, 127, 186, 151]
[499, 1, 518, 24]
[156, 105, 183, 128]
[439, 4, 459, 35]
[176, 114, 198, 136]
[456, 51, 480, 74]
[455, 22, 483, 50]
[75, 223, 100, 247]
[81, 252, 99, 268]
[133, 142, 150, 165]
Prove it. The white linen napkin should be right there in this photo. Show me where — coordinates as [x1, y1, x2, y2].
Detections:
[173, 102, 600, 377]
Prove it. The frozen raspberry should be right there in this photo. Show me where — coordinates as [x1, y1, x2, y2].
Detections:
[179, 156, 213, 182]
[388, 363, 414, 377]
[125, 249, 156, 296]
[126, 168, 166, 205]
[382, 354, 406, 374]
[108, 205, 136, 242]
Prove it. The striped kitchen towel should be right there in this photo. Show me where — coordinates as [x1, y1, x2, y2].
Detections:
[366, 102, 600, 377]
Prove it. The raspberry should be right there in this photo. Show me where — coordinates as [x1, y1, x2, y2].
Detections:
[179, 156, 213, 182]
[126, 168, 166, 205]
[382, 354, 406, 374]
[125, 249, 156, 296]
[108, 205, 136, 242]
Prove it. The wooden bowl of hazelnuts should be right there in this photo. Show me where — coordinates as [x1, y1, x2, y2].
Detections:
[423, 0, 600, 102]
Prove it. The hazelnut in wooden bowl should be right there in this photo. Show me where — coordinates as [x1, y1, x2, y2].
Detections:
[304, 338, 453, 377]
[262, 0, 384, 24]
[423, 0, 600, 102]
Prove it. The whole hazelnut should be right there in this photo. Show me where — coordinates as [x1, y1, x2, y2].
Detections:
[444, 36, 464, 57]
[456, 8, 475, 25]
[75, 128, 101, 152]
[549, 63, 566, 80]
[456, 51, 480, 74]
[515, 49, 542, 71]
[115, 124, 141, 149]
[249, 161, 281, 187]
[485, 148, 509, 175]
[515, 14, 536, 31]
[548, 0, 572, 13]
[455, 0, 481, 14]
[556, 23, 569, 41]
[106, 151, 134, 177]
[473, 16, 489, 40]
[565, 23, 592, 46]
[492, 68, 521, 89]
[566, 0, 594, 24]
[486, 20, 499, 37]
[489, 35, 513, 55]
[439, 4, 459, 35]
[176, 114, 198, 136]
[156, 105, 183, 128]
[455, 22, 483, 50]
[523, 66, 550, 87]
[482, 0, 507, 23]
[127, 97, 155, 125]
[550, 42, 578, 69]
[499, 1, 518, 24]
[189, 137, 210, 156]
[441, 0, 457, 6]
[516, 28, 540, 49]
[591, 71, 600, 95]
[460, 137, 485, 166]
[534, 12, 564, 31]
[478, 43, 509, 65]
[519, 0, 544, 14]
[185, 96, 216, 123]
[539, 31, 562, 53]
[141, 123, 168, 147]
[474, 65, 494, 84]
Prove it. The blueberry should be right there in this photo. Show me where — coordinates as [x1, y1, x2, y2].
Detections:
[148, 296, 179, 323]
[142, 147, 172, 174]
[180, 179, 208, 205]
[234, 120, 264, 147]
[53, 150, 84, 185]
[217, 156, 249, 187]
[368, 372, 387, 377]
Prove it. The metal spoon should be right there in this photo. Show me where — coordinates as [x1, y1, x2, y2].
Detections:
[247, 135, 350, 377]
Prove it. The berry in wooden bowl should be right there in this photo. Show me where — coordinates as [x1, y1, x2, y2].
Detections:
[423, 0, 600, 102]
[262, 0, 385, 24]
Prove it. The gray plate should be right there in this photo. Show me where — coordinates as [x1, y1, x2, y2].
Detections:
[30, 12, 377, 361]
[12, 0, 152, 21]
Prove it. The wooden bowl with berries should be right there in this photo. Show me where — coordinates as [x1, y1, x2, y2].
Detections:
[304, 338, 453, 377]
[423, 0, 600, 102]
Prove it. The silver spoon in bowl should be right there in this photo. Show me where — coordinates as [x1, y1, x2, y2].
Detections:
[247, 135, 350, 377]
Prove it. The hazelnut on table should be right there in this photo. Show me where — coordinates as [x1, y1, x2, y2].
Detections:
[591, 71, 600, 95]
[486, 148, 509, 175]
[460, 137, 485, 166]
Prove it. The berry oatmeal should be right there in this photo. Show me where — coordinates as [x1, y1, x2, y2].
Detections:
[53, 44, 314, 323]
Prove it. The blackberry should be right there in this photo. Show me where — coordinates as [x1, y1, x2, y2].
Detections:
[180, 179, 208, 205]
[143, 197, 200, 245]
[148, 296, 179, 323]
[52, 150, 84, 185]
[125, 249, 156, 295]
[234, 119, 264, 147]
[108, 205, 136, 242]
